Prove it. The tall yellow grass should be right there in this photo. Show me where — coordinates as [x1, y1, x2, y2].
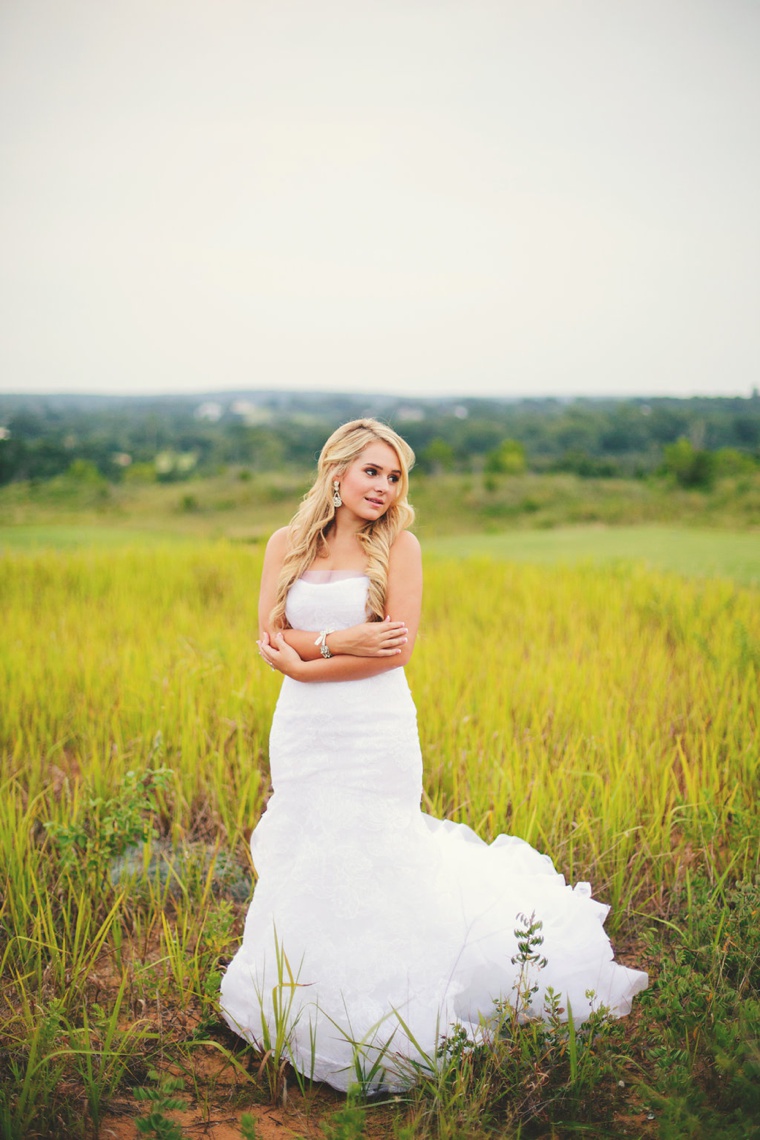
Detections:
[2, 543, 758, 922]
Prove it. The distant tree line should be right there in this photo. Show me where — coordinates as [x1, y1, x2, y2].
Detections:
[0, 390, 758, 490]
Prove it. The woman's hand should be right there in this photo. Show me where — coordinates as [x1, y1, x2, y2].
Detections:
[333, 617, 408, 658]
[257, 630, 305, 680]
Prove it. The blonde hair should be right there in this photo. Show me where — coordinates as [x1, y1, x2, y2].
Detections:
[270, 419, 415, 629]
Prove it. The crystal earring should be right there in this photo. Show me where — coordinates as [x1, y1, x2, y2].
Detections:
[332, 480, 342, 508]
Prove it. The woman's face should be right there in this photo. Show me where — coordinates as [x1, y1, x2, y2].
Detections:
[336, 441, 403, 523]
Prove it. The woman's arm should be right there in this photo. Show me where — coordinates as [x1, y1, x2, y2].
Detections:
[259, 531, 423, 682]
[257, 526, 290, 637]
[279, 618, 409, 661]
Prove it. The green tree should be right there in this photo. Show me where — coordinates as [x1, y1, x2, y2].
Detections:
[484, 438, 527, 475]
[713, 448, 757, 477]
[66, 458, 108, 485]
[421, 437, 456, 472]
[661, 437, 716, 489]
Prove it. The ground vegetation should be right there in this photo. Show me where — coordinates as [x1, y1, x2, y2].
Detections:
[1, 535, 758, 1137]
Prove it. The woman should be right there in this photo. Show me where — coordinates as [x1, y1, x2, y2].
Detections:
[219, 418, 647, 1092]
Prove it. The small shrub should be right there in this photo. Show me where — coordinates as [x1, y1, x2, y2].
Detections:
[44, 766, 173, 876]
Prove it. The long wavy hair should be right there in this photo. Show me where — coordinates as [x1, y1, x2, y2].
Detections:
[270, 419, 415, 629]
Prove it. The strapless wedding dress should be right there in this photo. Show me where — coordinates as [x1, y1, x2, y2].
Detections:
[220, 574, 647, 1091]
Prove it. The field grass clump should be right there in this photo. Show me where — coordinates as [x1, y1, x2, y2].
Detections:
[637, 876, 760, 1139]
[1, 541, 758, 1136]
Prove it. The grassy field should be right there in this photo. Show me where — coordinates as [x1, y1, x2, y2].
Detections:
[1, 536, 758, 1138]
[427, 526, 760, 586]
[1, 464, 759, 542]
[4, 519, 760, 595]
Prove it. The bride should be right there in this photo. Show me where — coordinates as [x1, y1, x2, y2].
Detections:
[219, 418, 647, 1092]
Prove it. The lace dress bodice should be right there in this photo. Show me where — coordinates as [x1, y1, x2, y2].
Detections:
[285, 572, 372, 634]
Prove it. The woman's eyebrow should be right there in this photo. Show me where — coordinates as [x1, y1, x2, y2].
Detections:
[363, 459, 402, 474]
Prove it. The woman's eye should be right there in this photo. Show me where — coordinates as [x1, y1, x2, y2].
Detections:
[389, 475, 400, 483]
[365, 468, 377, 476]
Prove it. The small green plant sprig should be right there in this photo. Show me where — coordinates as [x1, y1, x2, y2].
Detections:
[238, 1114, 259, 1140]
[510, 909, 549, 1011]
[133, 1070, 188, 1139]
[320, 1088, 367, 1139]
[133, 1075, 280, 1140]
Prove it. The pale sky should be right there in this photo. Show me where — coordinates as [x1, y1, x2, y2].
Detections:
[1, 0, 758, 399]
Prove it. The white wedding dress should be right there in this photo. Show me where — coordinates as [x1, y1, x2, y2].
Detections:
[220, 573, 647, 1091]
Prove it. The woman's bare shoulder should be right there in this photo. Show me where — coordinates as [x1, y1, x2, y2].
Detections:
[261, 527, 291, 575]
[390, 529, 421, 562]
[266, 526, 291, 553]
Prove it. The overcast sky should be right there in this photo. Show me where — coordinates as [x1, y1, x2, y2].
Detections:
[1, 0, 758, 400]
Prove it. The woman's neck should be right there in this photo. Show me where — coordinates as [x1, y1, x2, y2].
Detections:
[314, 523, 367, 570]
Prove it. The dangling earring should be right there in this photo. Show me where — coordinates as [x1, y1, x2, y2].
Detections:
[332, 480, 342, 508]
